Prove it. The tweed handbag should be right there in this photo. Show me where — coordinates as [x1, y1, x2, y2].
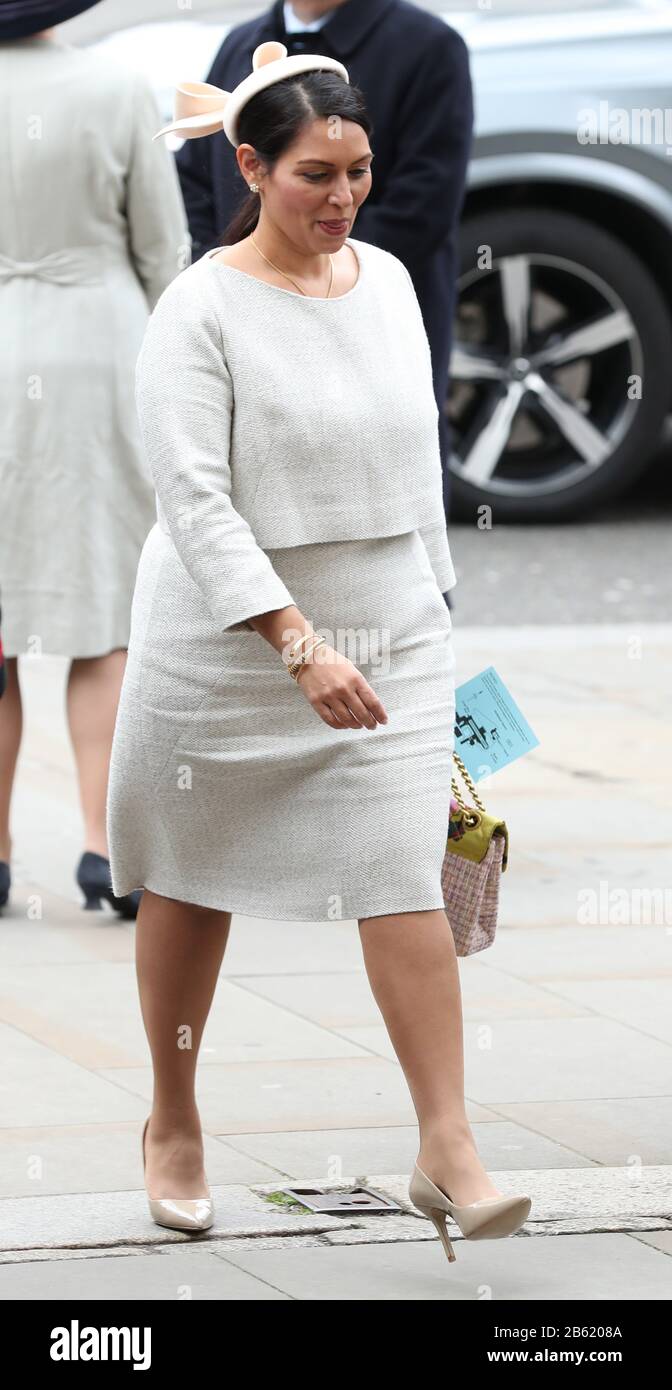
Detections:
[441, 752, 509, 956]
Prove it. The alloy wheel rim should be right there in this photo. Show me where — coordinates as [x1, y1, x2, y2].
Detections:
[447, 251, 643, 498]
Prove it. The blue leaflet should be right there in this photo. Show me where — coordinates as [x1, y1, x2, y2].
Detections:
[454, 666, 539, 782]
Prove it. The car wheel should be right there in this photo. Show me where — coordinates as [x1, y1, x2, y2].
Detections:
[447, 209, 672, 521]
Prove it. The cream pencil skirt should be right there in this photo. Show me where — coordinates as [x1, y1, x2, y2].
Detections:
[106, 523, 456, 922]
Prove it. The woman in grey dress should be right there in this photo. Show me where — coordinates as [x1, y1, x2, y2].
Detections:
[0, 1, 189, 916]
[107, 40, 531, 1256]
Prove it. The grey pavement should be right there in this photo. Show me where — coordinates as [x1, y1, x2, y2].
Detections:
[1, 617, 671, 1299]
[446, 437, 672, 625]
[447, 506, 672, 625]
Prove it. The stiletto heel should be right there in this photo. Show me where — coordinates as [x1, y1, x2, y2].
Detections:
[427, 1209, 456, 1262]
[76, 851, 142, 919]
[81, 887, 103, 911]
[141, 1115, 215, 1233]
[409, 1162, 531, 1265]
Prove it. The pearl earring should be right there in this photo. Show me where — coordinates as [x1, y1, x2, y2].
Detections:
[249, 182, 260, 193]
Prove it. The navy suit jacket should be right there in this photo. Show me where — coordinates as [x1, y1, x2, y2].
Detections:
[175, 0, 473, 510]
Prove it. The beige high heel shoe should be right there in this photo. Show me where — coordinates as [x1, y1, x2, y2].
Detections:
[409, 1163, 531, 1264]
[141, 1115, 215, 1232]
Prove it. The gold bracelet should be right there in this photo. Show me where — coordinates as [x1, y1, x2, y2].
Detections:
[288, 635, 326, 681]
[287, 631, 317, 663]
[288, 635, 325, 678]
[289, 633, 324, 664]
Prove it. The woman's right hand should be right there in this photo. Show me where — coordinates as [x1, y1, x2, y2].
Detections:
[296, 643, 388, 730]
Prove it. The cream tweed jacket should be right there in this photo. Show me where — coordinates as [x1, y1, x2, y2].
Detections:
[134, 237, 457, 632]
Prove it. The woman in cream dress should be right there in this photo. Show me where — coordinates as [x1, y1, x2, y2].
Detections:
[0, 2, 189, 915]
[106, 41, 531, 1259]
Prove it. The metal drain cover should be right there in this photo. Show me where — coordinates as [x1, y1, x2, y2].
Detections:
[280, 1185, 400, 1214]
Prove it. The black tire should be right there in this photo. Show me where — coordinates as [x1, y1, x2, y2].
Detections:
[448, 208, 672, 522]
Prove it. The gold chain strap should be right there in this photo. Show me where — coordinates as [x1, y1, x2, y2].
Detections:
[451, 751, 487, 816]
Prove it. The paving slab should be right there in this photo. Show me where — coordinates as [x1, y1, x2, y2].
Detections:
[0, 1125, 286, 1199]
[212, 1232, 672, 1301]
[0, 1248, 290, 1301]
[494, 1097, 672, 1167]
[222, 1118, 593, 1178]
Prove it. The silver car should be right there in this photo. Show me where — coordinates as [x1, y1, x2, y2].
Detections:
[449, 0, 672, 519]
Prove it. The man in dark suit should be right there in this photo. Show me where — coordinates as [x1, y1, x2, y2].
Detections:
[176, 0, 473, 529]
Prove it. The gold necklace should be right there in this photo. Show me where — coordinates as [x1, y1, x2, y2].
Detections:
[250, 235, 334, 299]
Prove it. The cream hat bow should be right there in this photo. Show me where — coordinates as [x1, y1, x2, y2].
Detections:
[153, 40, 349, 149]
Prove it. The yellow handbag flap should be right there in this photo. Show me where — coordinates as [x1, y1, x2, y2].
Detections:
[446, 812, 509, 871]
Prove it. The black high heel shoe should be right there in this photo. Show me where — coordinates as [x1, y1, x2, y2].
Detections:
[75, 851, 142, 920]
[0, 860, 10, 909]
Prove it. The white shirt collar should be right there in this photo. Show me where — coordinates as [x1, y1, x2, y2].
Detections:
[283, 3, 334, 33]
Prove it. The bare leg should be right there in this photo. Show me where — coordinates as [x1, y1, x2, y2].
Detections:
[66, 649, 127, 857]
[136, 888, 232, 1199]
[0, 657, 22, 862]
[358, 907, 502, 1207]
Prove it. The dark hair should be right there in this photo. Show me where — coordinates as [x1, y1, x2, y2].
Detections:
[220, 70, 372, 245]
